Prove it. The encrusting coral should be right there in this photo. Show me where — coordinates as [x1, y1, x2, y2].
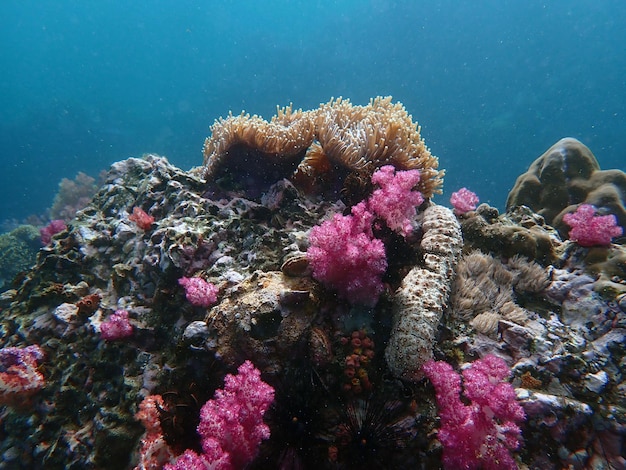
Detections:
[203, 97, 443, 201]
[459, 203, 560, 265]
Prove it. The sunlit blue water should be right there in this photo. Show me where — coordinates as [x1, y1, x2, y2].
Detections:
[1, 0, 625, 222]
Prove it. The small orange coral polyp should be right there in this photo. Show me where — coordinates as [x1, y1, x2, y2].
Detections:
[129, 207, 155, 230]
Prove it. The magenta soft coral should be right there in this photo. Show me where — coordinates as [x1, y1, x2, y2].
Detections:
[422, 355, 526, 470]
[450, 187, 479, 215]
[563, 204, 623, 247]
[178, 277, 219, 308]
[100, 309, 133, 341]
[369, 165, 423, 236]
[307, 166, 424, 306]
[162, 360, 274, 470]
[307, 201, 387, 306]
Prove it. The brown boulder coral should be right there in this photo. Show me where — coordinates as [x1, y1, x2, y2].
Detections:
[203, 97, 443, 201]
[506, 137, 626, 240]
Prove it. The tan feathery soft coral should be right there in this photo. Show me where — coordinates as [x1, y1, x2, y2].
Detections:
[203, 97, 443, 199]
[203, 105, 316, 185]
[310, 97, 443, 198]
[449, 251, 550, 336]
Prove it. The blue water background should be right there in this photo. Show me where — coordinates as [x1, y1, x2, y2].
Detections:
[1, 0, 625, 223]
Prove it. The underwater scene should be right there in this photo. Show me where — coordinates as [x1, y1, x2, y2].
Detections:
[1, 1, 625, 469]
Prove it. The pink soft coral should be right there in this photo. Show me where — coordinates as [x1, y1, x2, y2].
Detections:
[138, 362, 273, 470]
[100, 309, 133, 341]
[369, 165, 423, 236]
[178, 277, 219, 308]
[196, 360, 274, 470]
[422, 355, 526, 470]
[450, 187, 479, 215]
[40, 219, 67, 245]
[307, 166, 426, 306]
[563, 204, 623, 247]
[307, 201, 387, 306]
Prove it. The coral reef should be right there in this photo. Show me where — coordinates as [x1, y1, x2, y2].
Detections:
[0, 115, 624, 469]
[506, 137, 626, 241]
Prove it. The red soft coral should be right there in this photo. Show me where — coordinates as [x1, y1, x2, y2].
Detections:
[0, 345, 45, 407]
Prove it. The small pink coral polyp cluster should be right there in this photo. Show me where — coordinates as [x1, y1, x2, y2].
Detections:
[563, 204, 623, 247]
[307, 165, 423, 306]
[178, 277, 219, 307]
[100, 309, 133, 341]
[423, 355, 526, 470]
[369, 165, 423, 236]
[450, 187, 479, 215]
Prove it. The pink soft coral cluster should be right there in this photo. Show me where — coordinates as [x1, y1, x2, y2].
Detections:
[422, 355, 526, 470]
[450, 187, 479, 215]
[563, 204, 623, 247]
[162, 360, 274, 470]
[368, 165, 423, 236]
[178, 277, 219, 308]
[100, 309, 133, 341]
[0, 344, 45, 407]
[307, 201, 387, 306]
[307, 165, 423, 306]
[40, 219, 67, 245]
